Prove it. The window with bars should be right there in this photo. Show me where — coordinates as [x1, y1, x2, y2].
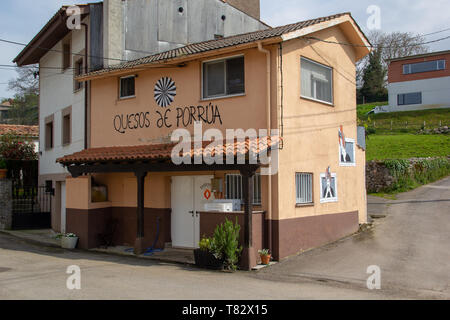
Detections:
[296, 173, 313, 205]
[225, 173, 261, 205]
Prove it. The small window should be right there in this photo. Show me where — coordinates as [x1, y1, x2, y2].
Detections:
[120, 76, 136, 99]
[301, 57, 333, 104]
[398, 92, 422, 105]
[203, 56, 245, 99]
[296, 173, 313, 205]
[62, 114, 71, 145]
[225, 173, 261, 205]
[63, 42, 71, 70]
[437, 60, 446, 70]
[45, 121, 53, 150]
[74, 59, 84, 91]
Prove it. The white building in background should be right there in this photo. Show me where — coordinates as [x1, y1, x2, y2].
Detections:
[384, 50, 450, 113]
[13, 0, 267, 232]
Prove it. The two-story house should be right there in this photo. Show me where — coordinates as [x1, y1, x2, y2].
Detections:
[385, 50, 450, 112]
[56, 12, 370, 269]
[13, 0, 267, 233]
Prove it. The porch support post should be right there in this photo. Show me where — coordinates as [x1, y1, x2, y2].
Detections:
[134, 170, 147, 255]
[240, 167, 256, 270]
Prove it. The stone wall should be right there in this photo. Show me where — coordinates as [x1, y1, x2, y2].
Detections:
[366, 157, 450, 193]
[0, 179, 12, 230]
[366, 161, 395, 193]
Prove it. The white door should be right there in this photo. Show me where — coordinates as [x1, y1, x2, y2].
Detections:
[171, 176, 213, 248]
[60, 182, 66, 234]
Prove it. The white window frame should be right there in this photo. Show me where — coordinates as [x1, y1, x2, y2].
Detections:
[319, 172, 338, 203]
[225, 173, 261, 205]
[119, 75, 136, 99]
[300, 56, 334, 105]
[201, 54, 245, 100]
[339, 138, 356, 167]
[295, 172, 313, 205]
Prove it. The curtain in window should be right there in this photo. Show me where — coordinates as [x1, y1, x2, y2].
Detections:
[301, 58, 332, 103]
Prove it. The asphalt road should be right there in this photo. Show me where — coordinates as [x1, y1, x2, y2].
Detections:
[0, 177, 449, 300]
[257, 176, 450, 299]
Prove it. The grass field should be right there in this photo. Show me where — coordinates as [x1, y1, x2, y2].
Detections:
[366, 134, 450, 161]
[358, 105, 450, 133]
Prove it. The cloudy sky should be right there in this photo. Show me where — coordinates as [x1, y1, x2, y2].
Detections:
[0, 0, 449, 99]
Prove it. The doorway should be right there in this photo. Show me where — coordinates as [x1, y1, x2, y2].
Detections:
[171, 175, 214, 248]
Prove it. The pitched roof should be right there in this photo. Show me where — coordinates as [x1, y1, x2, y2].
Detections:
[79, 12, 369, 80]
[387, 50, 450, 63]
[14, 4, 91, 66]
[57, 136, 280, 165]
[0, 124, 39, 137]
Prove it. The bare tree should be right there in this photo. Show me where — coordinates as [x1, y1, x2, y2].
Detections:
[357, 31, 429, 88]
[8, 65, 39, 96]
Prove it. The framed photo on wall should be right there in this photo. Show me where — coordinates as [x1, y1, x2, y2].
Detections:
[320, 169, 338, 203]
[338, 126, 356, 166]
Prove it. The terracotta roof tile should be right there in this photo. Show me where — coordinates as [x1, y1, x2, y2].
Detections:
[57, 136, 280, 165]
[80, 12, 351, 79]
[0, 124, 39, 137]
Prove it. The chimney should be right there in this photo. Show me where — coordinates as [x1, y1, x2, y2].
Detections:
[223, 0, 260, 20]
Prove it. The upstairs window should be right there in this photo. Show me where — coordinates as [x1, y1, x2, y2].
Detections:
[398, 92, 422, 105]
[74, 58, 84, 91]
[301, 57, 333, 105]
[45, 120, 53, 150]
[225, 173, 261, 205]
[62, 40, 71, 70]
[62, 113, 71, 145]
[203, 56, 245, 99]
[119, 76, 136, 99]
[403, 59, 446, 74]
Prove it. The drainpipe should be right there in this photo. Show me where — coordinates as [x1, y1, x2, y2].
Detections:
[81, 22, 89, 150]
[257, 42, 273, 254]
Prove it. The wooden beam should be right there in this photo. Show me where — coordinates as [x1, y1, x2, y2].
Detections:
[241, 168, 256, 247]
[67, 162, 260, 178]
[134, 170, 147, 255]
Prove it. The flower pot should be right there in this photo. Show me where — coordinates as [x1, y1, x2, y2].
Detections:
[0, 169, 7, 179]
[194, 249, 224, 270]
[61, 236, 79, 249]
[260, 254, 271, 265]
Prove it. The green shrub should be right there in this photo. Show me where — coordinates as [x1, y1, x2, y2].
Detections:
[211, 218, 243, 271]
[0, 159, 6, 169]
[382, 158, 450, 193]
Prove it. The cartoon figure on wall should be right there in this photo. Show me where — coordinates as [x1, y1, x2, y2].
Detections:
[320, 167, 338, 203]
[338, 125, 356, 166]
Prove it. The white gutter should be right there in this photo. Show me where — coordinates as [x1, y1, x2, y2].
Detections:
[257, 41, 273, 253]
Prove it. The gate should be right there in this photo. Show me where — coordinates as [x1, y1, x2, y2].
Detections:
[7, 160, 52, 230]
[11, 185, 52, 229]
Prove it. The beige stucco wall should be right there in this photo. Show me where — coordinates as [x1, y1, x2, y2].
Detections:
[275, 26, 367, 224]
[90, 48, 269, 147]
[85, 24, 367, 224]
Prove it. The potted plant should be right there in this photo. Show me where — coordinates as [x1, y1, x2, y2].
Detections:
[258, 249, 271, 265]
[58, 233, 79, 249]
[0, 159, 7, 179]
[194, 236, 224, 270]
